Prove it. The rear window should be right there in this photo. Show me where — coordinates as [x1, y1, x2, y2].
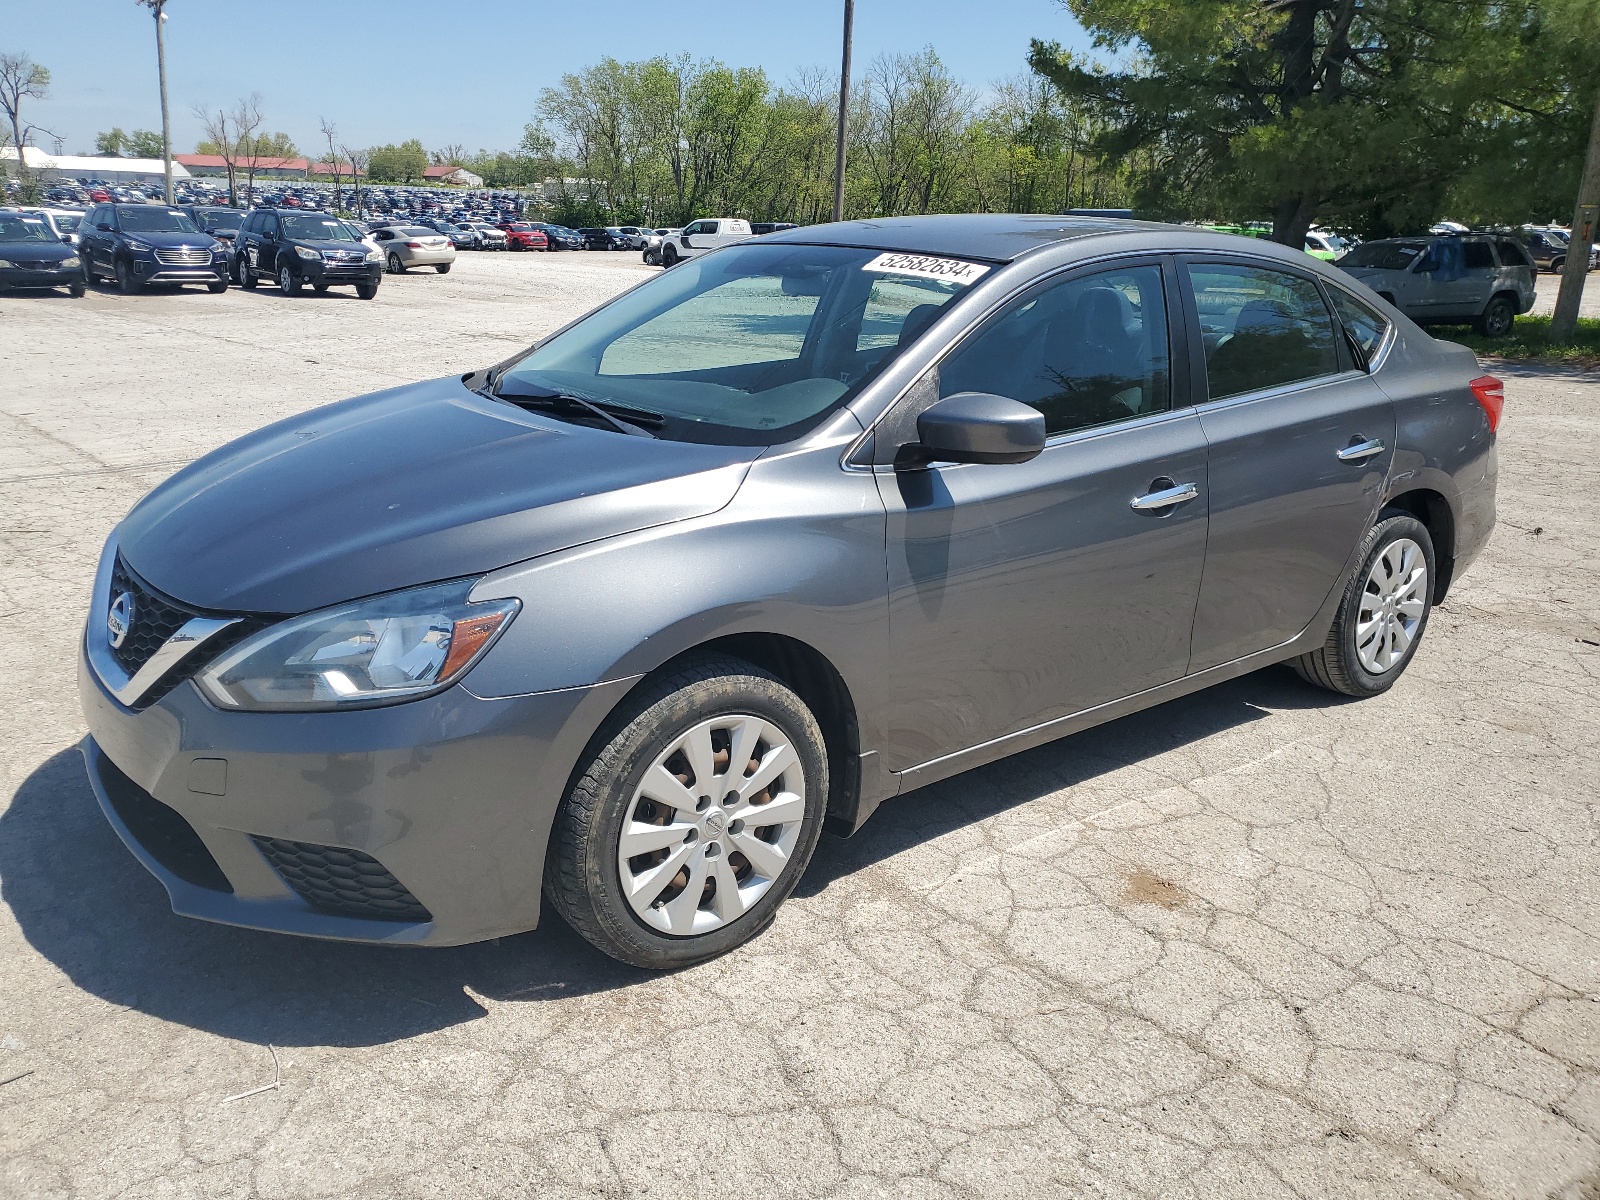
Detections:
[1327, 288, 1391, 364]
[1496, 240, 1532, 268]
[1339, 241, 1426, 270]
[398, 226, 437, 237]
[1462, 241, 1495, 269]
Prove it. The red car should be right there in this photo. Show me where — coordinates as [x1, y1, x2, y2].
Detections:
[498, 222, 549, 251]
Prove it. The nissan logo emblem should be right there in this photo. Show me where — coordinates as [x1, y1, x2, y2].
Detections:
[107, 591, 134, 649]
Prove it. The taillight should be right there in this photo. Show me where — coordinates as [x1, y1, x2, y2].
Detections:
[405, 241, 422, 249]
[1469, 375, 1504, 433]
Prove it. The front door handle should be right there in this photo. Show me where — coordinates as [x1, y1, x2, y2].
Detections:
[1130, 480, 1199, 512]
[1337, 438, 1386, 463]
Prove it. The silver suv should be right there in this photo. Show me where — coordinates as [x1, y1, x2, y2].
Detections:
[1337, 234, 1534, 337]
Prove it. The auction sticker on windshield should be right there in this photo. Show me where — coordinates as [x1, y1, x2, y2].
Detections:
[862, 252, 991, 285]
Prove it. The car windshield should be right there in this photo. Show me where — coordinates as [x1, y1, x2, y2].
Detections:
[496, 242, 977, 446]
[1339, 240, 1426, 270]
[201, 210, 242, 229]
[507, 223, 532, 231]
[0, 214, 56, 243]
[280, 214, 357, 241]
[117, 207, 199, 233]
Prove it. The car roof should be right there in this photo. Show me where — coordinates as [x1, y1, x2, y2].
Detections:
[761, 213, 1174, 262]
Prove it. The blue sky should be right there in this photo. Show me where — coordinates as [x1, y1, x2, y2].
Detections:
[4, 0, 1093, 158]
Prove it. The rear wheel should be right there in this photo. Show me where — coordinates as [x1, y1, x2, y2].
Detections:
[68, 278, 86, 298]
[434, 262, 451, 274]
[544, 655, 827, 969]
[278, 265, 301, 296]
[1291, 513, 1435, 698]
[237, 256, 256, 289]
[83, 258, 100, 284]
[1474, 294, 1515, 338]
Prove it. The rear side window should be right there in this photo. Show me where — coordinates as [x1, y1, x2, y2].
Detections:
[1463, 241, 1495, 269]
[1327, 288, 1391, 366]
[1496, 240, 1531, 268]
[939, 263, 1171, 436]
[1188, 263, 1340, 401]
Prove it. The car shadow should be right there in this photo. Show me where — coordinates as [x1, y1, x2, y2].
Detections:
[1, 665, 1337, 1049]
[796, 664, 1342, 894]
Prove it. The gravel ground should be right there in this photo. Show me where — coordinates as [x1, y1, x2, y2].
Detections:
[2, 251, 1599, 1200]
[1528, 273, 1599, 318]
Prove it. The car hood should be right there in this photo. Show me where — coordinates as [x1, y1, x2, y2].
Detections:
[297, 239, 369, 251]
[125, 231, 217, 249]
[117, 375, 761, 614]
[2, 241, 75, 261]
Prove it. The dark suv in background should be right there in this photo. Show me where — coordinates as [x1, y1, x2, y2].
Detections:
[234, 208, 383, 298]
[79, 203, 230, 294]
[181, 205, 247, 248]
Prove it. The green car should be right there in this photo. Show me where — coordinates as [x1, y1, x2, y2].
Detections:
[1303, 230, 1349, 261]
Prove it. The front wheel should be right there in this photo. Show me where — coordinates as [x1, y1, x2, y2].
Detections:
[208, 278, 228, 294]
[355, 282, 378, 300]
[69, 278, 86, 298]
[1291, 513, 1435, 698]
[1474, 294, 1515, 338]
[434, 262, 451, 274]
[661, 244, 679, 267]
[387, 252, 405, 274]
[544, 655, 828, 969]
[115, 257, 141, 294]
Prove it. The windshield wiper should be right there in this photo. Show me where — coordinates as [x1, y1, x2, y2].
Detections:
[487, 381, 664, 439]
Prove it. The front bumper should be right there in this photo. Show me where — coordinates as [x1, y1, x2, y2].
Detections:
[0, 264, 80, 288]
[78, 601, 637, 947]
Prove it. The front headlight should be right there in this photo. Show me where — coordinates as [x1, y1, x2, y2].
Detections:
[366, 248, 382, 262]
[124, 239, 151, 252]
[0, 259, 13, 269]
[295, 245, 321, 260]
[195, 578, 519, 712]
[62, 256, 80, 268]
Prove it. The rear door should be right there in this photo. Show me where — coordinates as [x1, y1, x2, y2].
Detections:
[1182, 257, 1395, 672]
[875, 257, 1211, 767]
[1447, 239, 1499, 317]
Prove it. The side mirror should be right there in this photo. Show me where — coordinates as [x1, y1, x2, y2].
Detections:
[61, 234, 73, 244]
[911, 392, 1046, 466]
[97, 222, 113, 232]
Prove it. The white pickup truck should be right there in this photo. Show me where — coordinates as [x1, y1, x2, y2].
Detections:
[659, 218, 752, 266]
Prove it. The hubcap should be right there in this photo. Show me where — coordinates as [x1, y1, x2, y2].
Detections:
[280, 268, 292, 290]
[1355, 537, 1428, 674]
[618, 714, 805, 937]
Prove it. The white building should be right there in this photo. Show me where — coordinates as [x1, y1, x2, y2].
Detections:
[2, 146, 192, 184]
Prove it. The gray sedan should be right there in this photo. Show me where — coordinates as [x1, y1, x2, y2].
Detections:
[78, 215, 1499, 968]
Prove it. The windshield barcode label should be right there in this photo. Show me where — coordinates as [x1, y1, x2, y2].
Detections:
[862, 252, 991, 285]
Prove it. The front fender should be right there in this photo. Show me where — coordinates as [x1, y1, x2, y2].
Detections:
[462, 432, 894, 750]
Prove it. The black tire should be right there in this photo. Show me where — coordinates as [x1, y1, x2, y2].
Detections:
[434, 262, 451, 274]
[278, 264, 301, 296]
[1551, 257, 1565, 275]
[237, 256, 256, 289]
[661, 244, 679, 267]
[1473, 294, 1515, 338]
[356, 282, 378, 300]
[312, 280, 329, 293]
[69, 278, 86, 298]
[387, 252, 405, 274]
[544, 655, 828, 970]
[115, 257, 141, 294]
[1291, 513, 1436, 699]
[208, 278, 228, 294]
[83, 258, 99, 285]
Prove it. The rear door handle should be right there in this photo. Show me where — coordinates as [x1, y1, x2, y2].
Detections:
[1130, 481, 1199, 512]
[1337, 438, 1386, 463]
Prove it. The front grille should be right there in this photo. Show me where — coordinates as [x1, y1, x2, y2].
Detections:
[153, 246, 211, 266]
[97, 752, 233, 893]
[12, 258, 61, 270]
[106, 556, 271, 707]
[252, 838, 432, 922]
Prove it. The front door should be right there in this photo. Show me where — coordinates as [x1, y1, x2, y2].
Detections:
[875, 259, 1210, 770]
[1182, 258, 1396, 671]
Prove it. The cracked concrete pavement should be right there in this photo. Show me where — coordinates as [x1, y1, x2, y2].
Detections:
[1, 256, 1597, 1199]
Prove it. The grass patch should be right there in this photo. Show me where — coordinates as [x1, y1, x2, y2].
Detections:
[1433, 315, 1600, 368]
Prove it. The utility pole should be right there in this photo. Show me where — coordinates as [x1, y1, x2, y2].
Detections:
[1552, 83, 1600, 343]
[831, 0, 853, 224]
[138, 0, 174, 204]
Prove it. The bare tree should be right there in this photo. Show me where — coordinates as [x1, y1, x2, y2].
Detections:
[431, 143, 467, 167]
[319, 117, 343, 211]
[232, 94, 264, 206]
[0, 53, 52, 190]
[340, 143, 369, 215]
[193, 101, 240, 204]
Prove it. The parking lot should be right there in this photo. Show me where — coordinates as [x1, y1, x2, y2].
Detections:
[2, 254, 1598, 1200]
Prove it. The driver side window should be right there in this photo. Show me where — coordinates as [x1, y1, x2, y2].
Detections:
[937, 264, 1172, 437]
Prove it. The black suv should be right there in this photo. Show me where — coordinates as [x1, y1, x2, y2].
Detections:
[181, 205, 247, 247]
[79, 203, 230, 294]
[234, 208, 382, 298]
[576, 227, 627, 250]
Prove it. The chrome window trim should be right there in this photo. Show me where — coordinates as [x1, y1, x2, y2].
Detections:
[85, 533, 241, 708]
[1194, 368, 1370, 415]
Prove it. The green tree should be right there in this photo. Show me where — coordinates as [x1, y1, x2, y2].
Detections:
[126, 128, 165, 158]
[1030, 0, 1600, 244]
[248, 130, 297, 160]
[366, 138, 427, 182]
[96, 127, 129, 155]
